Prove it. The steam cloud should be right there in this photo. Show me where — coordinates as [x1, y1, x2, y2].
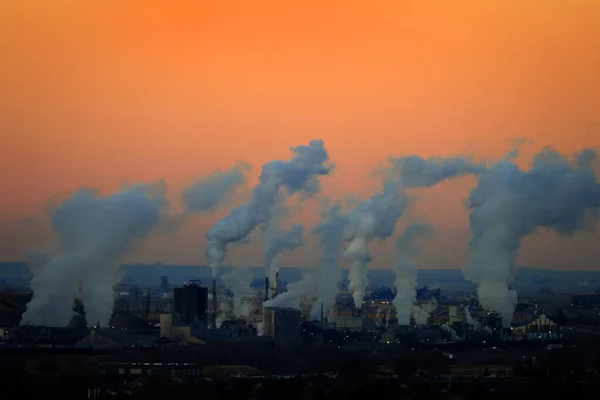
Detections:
[263, 272, 315, 310]
[22, 184, 168, 327]
[182, 163, 250, 213]
[205, 140, 332, 278]
[392, 222, 435, 325]
[463, 147, 600, 327]
[263, 224, 304, 286]
[343, 154, 484, 309]
[311, 202, 349, 320]
[221, 267, 256, 318]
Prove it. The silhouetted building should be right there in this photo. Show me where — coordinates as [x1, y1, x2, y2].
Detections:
[263, 306, 301, 346]
[173, 282, 208, 325]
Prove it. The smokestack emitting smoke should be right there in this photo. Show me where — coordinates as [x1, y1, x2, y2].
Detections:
[343, 155, 485, 309]
[205, 140, 332, 278]
[392, 222, 435, 325]
[22, 184, 168, 327]
[311, 202, 348, 320]
[263, 224, 304, 294]
[263, 272, 315, 310]
[463, 147, 600, 327]
[221, 267, 255, 317]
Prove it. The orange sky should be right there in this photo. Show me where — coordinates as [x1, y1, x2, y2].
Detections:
[1, 0, 599, 270]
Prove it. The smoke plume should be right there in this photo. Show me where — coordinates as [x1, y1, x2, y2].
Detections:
[392, 222, 435, 325]
[311, 202, 349, 320]
[441, 324, 462, 341]
[412, 299, 437, 327]
[263, 224, 304, 285]
[390, 155, 486, 188]
[22, 184, 168, 327]
[464, 305, 482, 330]
[463, 147, 600, 327]
[182, 162, 250, 213]
[343, 181, 409, 309]
[343, 154, 483, 309]
[221, 267, 256, 318]
[205, 140, 332, 278]
[263, 273, 315, 310]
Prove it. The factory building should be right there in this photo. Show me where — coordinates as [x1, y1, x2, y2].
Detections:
[263, 306, 301, 346]
[173, 281, 208, 325]
[511, 312, 567, 340]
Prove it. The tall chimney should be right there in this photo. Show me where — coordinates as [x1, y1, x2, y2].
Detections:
[212, 278, 217, 329]
[264, 277, 269, 302]
[273, 272, 279, 298]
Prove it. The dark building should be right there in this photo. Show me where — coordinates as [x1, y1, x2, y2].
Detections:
[173, 281, 208, 325]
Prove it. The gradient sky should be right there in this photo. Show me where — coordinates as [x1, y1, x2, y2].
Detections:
[1, 0, 599, 270]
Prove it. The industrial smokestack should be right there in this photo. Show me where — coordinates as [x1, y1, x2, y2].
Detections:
[273, 272, 279, 298]
[320, 303, 324, 322]
[264, 277, 269, 302]
[212, 278, 217, 329]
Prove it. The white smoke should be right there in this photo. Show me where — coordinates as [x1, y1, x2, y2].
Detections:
[205, 140, 332, 278]
[464, 147, 600, 327]
[392, 222, 434, 325]
[311, 202, 349, 320]
[221, 267, 256, 318]
[263, 273, 315, 310]
[22, 183, 168, 327]
[441, 324, 462, 341]
[412, 300, 437, 327]
[344, 212, 376, 309]
[263, 224, 304, 287]
[341, 153, 485, 310]
[182, 163, 251, 213]
[464, 305, 482, 330]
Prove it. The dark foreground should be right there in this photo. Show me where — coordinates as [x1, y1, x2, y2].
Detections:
[3, 342, 600, 399]
[2, 377, 600, 399]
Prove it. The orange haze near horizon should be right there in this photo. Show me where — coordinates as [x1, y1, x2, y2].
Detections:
[1, 0, 599, 271]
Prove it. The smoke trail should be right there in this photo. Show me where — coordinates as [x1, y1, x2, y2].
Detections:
[342, 154, 483, 309]
[205, 140, 332, 278]
[182, 162, 251, 213]
[463, 305, 482, 330]
[463, 147, 600, 327]
[221, 267, 256, 318]
[21, 184, 168, 327]
[263, 224, 304, 285]
[390, 155, 486, 188]
[392, 222, 435, 325]
[344, 181, 409, 309]
[441, 324, 462, 341]
[412, 299, 437, 327]
[310, 202, 349, 320]
[263, 273, 315, 310]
